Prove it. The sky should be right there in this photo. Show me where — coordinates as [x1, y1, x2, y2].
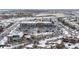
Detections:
[0, 0, 79, 9]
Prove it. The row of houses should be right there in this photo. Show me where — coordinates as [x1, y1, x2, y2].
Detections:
[58, 17, 79, 30]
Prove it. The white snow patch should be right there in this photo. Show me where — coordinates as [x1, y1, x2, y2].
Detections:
[0, 37, 8, 45]
[38, 40, 47, 47]
[26, 44, 33, 47]
[56, 40, 62, 44]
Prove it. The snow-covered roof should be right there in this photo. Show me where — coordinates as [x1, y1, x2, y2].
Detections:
[31, 32, 53, 36]
[21, 21, 51, 24]
[36, 13, 65, 17]
[9, 31, 24, 38]
[0, 21, 11, 27]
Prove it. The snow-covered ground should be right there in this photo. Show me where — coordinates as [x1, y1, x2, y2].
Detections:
[0, 15, 79, 49]
[64, 43, 79, 49]
[0, 37, 8, 45]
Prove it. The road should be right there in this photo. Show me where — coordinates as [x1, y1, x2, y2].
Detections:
[56, 18, 79, 37]
[0, 16, 77, 46]
[0, 17, 37, 44]
[0, 22, 20, 37]
[0, 19, 23, 45]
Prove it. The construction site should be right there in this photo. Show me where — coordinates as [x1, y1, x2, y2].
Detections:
[0, 9, 79, 49]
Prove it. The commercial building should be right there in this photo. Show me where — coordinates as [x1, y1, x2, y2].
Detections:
[7, 31, 24, 43]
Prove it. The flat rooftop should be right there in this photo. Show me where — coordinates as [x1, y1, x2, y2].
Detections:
[21, 21, 51, 24]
